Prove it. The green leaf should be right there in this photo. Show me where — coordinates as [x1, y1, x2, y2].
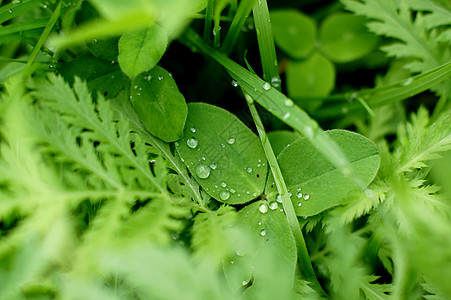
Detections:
[176, 103, 267, 204]
[131, 66, 187, 142]
[223, 200, 297, 298]
[265, 130, 380, 216]
[319, 13, 378, 63]
[118, 24, 167, 79]
[267, 130, 301, 156]
[60, 54, 129, 98]
[270, 9, 316, 59]
[286, 52, 335, 99]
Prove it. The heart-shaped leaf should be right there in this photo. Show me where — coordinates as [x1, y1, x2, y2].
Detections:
[223, 201, 296, 298]
[131, 66, 187, 142]
[176, 103, 267, 204]
[118, 24, 167, 79]
[265, 130, 380, 216]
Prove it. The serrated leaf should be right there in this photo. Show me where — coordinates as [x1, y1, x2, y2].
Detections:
[176, 103, 267, 204]
[131, 66, 187, 142]
[118, 24, 167, 79]
[270, 9, 316, 59]
[266, 130, 380, 216]
[223, 200, 296, 299]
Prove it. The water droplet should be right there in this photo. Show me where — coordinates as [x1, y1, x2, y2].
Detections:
[158, 76, 163, 80]
[402, 77, 414, 86]
[276, 194, 282, 203]
[221, 144, 226, 148]
[145, 75, 152, 81]
[231, 80, 238, 87]
[8, 8, 13, 13]
[296, 192, 303, 198]
[258, 203, 269, 214]
[210, 163, 217, 170]
[190, 127, 196, 133]
[260, 229, 267, 236]
[236, 250, 243, 256]
[175, 142, 180, 147]
[303, 194, 310, 200]
[252, 192, 257, 197]
[257, 221, 262, 225]
[283, 112, 291, 120]
[297, 187, 302, 192]
[229, 188, 236, 193]
[181, 158, 185, 162]
[111, 60, 115, 64]
[133, 85, 138, 89]
[230, 260, 235, 264]
[304, 126, 315, 138]
[262, 82, 271, 90]
[196, 164, 211, 179]
[242, 279, 250, 285]
[246, 167, 253, 173]
[271, 77, 281, 88]
[302, 216, 308, 219]
[227, 137, 236, 144]
[220, 190, 230, 200]
[269, 201, 278, 210]
[220, 181, 227, 187]
[137, 92, 141, 96]
[284, 99, 294, 107]
[298, 202, 302, 207]
[12, 0, 21, 4]
[201, 156, 206, 161]
[187, 138, 198, 149]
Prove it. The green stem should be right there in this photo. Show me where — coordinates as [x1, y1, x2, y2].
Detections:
[245, 93, 326, 296]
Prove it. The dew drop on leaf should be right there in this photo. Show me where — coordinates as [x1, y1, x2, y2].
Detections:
[260, 229, 267, 236]
[210, 163, 217, 169]
[303, 193, 310, 200]
[227, 137, 236, 144]
[190, 127, 196, 133]
[263, 82, 271, 90]
[283, 112, 291, 120]
[296, 192, 303, 198]
[196, 164, 210, 179]
[231, 80, 238, 87]
[298, 202, 302, 207]
[284, 99, 294, 107]
[269, 201, 278, 210]
[247, 167, 253, 173]
[187, 138, 198, 149]
[220, 190, 230, 200]
[276, 194, 282, 203]
[271, 77, 281, 88]
[220, 181, 227, 187]
[229, 188, 236, 193]
[258, 203, 269, 213]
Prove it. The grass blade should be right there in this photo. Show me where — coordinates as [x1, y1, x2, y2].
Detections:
[252, 0, 281, 89]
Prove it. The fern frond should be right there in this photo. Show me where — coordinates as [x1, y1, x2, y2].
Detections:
[191, 205, 237, 266]
[342, 0, 451, 96]
[360, 275, 392, 300]
[395, 107, 451, 173]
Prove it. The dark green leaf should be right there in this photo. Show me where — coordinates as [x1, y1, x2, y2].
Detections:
[131, 66, 187, 142]
[270, 9, 316, 59]
[176, 103, 267, 204]
[319, 13, 379, 63]
[267, 130, 301, 156]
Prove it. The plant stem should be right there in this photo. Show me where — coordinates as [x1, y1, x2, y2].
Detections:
[244, 93, 326, 296]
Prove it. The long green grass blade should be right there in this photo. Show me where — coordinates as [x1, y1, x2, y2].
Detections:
[23, 1, 60, 78]
[252, 0, 280, 89]
[203, 0, 215, 40]
[220, 0, 255, 54]
[0, 0, 41, 24]
[314, 61, 451, 119]
[0, 18, 48, 43]
[181, 28, 366, 189]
